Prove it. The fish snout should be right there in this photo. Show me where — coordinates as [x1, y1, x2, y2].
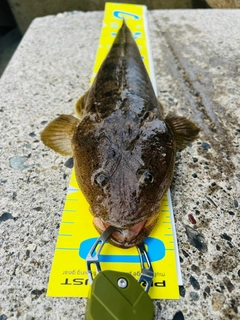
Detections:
[93, 215, 159, 248]
[111, 220, 146, 243]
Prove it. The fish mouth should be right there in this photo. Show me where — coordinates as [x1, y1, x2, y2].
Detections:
[93, 214, 159, 248]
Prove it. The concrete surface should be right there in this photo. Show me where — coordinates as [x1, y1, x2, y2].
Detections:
[0, 9, 239, 320]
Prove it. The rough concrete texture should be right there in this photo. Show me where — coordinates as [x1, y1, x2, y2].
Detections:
[0, 9, 239, 320]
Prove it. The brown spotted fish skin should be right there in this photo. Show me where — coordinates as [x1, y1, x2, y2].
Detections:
[41, 21, 199, 248]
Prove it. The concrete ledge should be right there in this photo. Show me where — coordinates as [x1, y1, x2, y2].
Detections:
[8, 1, 194, 34]
[0, 10, 239, 320]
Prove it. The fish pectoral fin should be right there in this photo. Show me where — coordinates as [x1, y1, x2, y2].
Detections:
[41, 114, 79, 156]
[74, 90, 89, 119]
[165, 113, 200, 151]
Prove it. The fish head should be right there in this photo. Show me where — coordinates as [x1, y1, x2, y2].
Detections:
[73, 112, 175, 248]
[40, 110, 199, 249]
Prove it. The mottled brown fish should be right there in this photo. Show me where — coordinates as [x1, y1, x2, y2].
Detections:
[41, 21, 199, 248]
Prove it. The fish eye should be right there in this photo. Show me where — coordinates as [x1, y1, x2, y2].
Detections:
[94, 172, 109, 188]
[138, 170, 154, 185]
[143, 111, 154, 122]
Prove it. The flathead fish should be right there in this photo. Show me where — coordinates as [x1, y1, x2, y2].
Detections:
[41, 21, 199, 248]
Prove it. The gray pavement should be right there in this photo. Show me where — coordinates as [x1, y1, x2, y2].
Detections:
[0, 9, 239, 320]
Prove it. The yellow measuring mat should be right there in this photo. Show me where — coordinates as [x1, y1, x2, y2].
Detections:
[47, 2, 181, 300]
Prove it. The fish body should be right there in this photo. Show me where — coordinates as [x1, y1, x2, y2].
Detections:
[41, 21, 199, 248]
